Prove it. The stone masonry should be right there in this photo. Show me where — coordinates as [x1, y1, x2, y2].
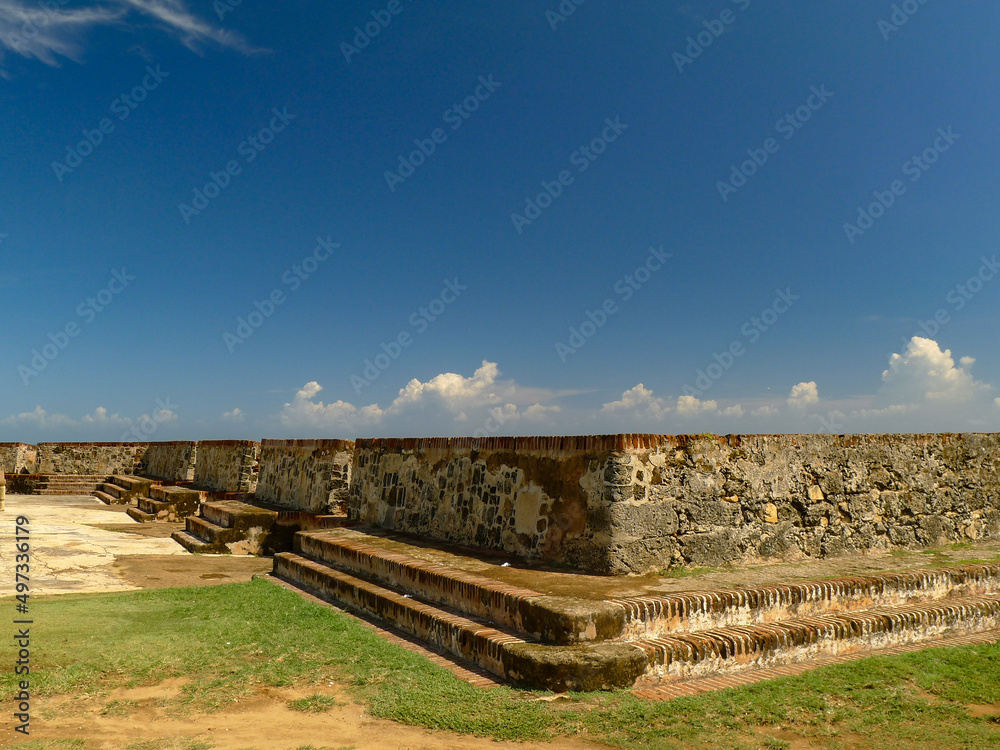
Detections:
[256, 439, 354, 513]
[350, 434, 1000, 575]
[0, 443, 38, 474]
[141, 441, 198, 481]
[193, 440, 260, 492]
[36, 442, 148, 475]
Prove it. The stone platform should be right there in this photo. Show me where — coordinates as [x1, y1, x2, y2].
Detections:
[274, 527, 1000, 691]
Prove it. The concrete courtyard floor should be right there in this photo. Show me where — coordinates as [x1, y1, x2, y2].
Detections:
[0, 493, 271, 597]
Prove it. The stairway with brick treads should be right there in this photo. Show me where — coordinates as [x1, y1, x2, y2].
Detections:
[127, 485, 201, 523]
[93, 475, 157, 505]
[273, 528, 1000, 692]
[172, 500, 279, 555]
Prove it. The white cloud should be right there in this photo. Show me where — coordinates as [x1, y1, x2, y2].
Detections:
[676, 394, 718, 416]
[1, 405, 76, 428]
[751, 405, 779, 417]
[81, 406, 131, 426]
[387, 361, 502, 414]
[788, 381, 819, 409]
[280, 381, 383, 430]
[278, 362, 569, 435]
[0, 0, 257, 69]
[879, 337, 991, 405]
[602, 383, 671, 418]
[721, 405, 744, 417]
[221, 408, 244, 422]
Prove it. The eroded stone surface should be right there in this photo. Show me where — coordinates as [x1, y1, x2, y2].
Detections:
[349, 434, 1000, 574]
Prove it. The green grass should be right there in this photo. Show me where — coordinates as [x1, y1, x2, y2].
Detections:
[287, 693, 342, 712]
[4, 579, 1000, 749]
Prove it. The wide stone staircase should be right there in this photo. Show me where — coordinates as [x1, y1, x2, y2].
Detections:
[28, 474, 107, 495]
[93, 475, 156, 505]
[126, 485, 202, 523]
[172, 500, 280, 555]
[273, 528, 1000, 691]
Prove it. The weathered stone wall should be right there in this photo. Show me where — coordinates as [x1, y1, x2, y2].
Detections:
[141, 441, 198, 481]
[0, 443, 38, 474]
[350, 434, 1000, 575]
[349, 436, 620, 571]
[615, 433, 1000, 573]
[36, 442, 148, 475]
[256, 439, 354, 513]
[193, 440, 260, 492]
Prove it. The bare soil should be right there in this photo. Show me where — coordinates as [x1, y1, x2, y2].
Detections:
[16, 682, 607, 750]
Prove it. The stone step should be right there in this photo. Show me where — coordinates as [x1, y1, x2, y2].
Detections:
[610, 564, 1000, 638]
[37, 486, 102, 495]
[170, 530, 218, 554]
[138, 497, 170, 514]
[37, 474, 106, 482]
[274, 547, 1000, 691]
[110, 475, 156, 495]
[295, 530, 621, 644]
[126, 507, 156, 523]
[185, 516, 245, 547]
[142, 486, 202, 519]
[179, 505, 278, 555]
[97, 482, 128, 499]
[631, 594, 1000, 685]
[93, 490, 117, 505]
[273, 552, 645, 691]
[201, 500, 277, 530]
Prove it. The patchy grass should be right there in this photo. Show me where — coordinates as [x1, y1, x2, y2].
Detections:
[287, 694, 342, 712]
[4, 579, 1000, 749]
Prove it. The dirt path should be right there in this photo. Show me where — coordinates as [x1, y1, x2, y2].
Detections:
[12, 684, 610, 750]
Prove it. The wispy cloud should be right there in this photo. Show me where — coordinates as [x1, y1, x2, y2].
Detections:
[0, 0, 258, 69]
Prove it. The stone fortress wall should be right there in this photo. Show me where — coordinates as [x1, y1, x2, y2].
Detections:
[349, 433, 1000, 574]
[192, 440, 260, 493]
[141, 441, 198, 481]
[7, 433, 999, 574]
[36, 442, 149, 475]
[0, 443, 38, 474]
[256, 439, 354, 513]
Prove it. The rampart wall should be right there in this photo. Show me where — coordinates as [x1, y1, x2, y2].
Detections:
[36, 442, 148, 475]
[349, 434, 1000, 574]
[193, 440, 260, 492]
[141, 441, 198, 481]
[256, 439, 354, 513]
[0, 443, 38, 474]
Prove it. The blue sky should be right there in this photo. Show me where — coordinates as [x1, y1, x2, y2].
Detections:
[1, 0, 999, 443]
